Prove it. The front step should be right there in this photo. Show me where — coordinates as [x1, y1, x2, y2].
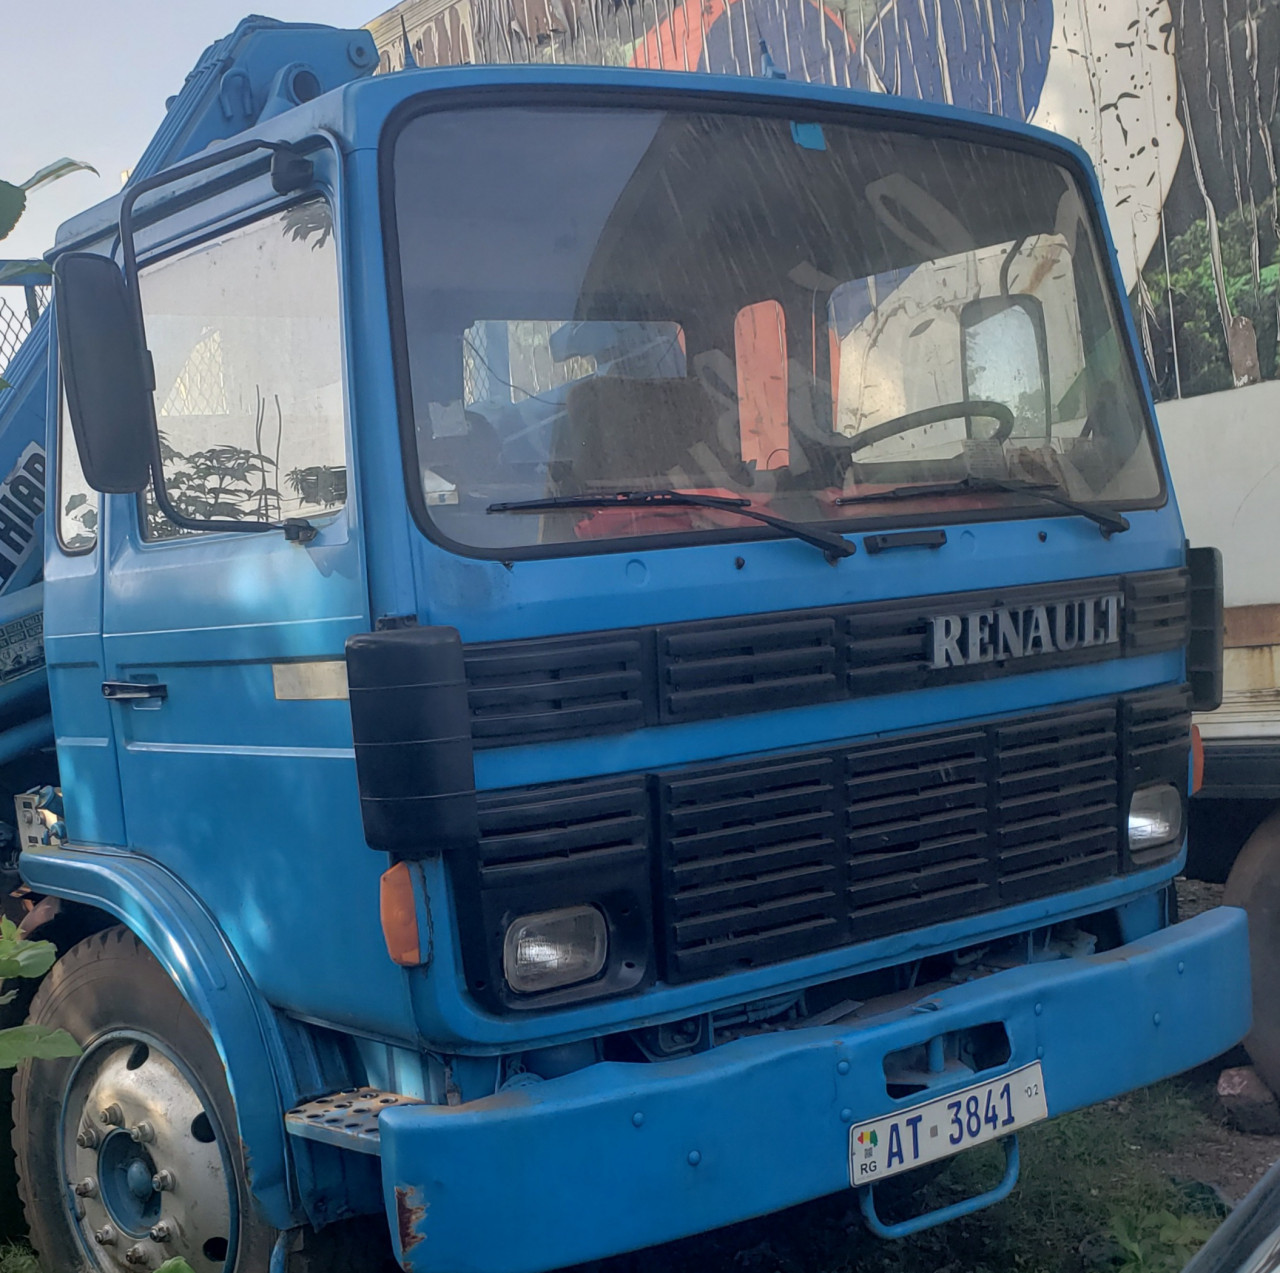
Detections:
[285, 1088, 424, 1155]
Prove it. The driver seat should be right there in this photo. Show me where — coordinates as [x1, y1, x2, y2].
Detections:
[559, 376, 731, 491]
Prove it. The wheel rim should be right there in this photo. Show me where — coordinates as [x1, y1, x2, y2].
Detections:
[58, 1031, 238, 1272]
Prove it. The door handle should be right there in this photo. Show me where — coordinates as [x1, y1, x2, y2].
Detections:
[101, 681, 168, 702]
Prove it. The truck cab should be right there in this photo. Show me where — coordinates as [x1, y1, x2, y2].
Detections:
[17, 23, 1247, 1273]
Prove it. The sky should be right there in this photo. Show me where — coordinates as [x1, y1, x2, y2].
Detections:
[1, 0, 379, 260]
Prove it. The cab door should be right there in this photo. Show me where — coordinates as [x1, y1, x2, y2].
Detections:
[46, 369, 126, 848]
[100, 194, 407, 1035]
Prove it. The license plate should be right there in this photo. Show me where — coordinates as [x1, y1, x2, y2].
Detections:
[848, 1062, 1048, 1186]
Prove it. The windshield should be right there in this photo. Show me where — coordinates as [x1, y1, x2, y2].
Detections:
[390, 104, 1162, 554]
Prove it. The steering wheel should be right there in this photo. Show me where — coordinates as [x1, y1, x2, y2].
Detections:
[840, 399, 1015, 454]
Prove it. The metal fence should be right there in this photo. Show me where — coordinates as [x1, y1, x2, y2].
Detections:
[0, 287, 47, 385]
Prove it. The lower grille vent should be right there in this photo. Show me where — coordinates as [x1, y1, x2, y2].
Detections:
[992, 705, 1119, 900]
[464, 687, 1190, 995]
[476, 776, 649, 884]
[652, 689, 1186, 982]
[844, 729, 993, 939]
[660, 755, 843, 979]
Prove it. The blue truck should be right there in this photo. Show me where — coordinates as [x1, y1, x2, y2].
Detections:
[0, 14, 1250, 1273]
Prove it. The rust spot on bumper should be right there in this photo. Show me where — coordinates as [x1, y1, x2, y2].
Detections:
[395, 1184, 427, 1269]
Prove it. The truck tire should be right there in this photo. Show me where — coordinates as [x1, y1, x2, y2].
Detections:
[11, 926, 395, 1272]
[1224, 808, 1280, 1093]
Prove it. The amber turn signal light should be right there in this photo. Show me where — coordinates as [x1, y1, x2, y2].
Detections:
[380, 861, 422, 966]
[1191, 724, 1204, 796]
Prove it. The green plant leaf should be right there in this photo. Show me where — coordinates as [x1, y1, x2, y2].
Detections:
[0, 1024, 80, 1068]
[0, 933, 58, 982]
[0, 158, 97, 243]
[157, 1259, 197, 1273]
[0, 378, 10, 393]
[0, 182, 26, 243]
[19, 158, 98, 195]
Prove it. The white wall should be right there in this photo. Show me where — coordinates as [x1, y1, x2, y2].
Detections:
[1162, 383, 1280, 738]
[1159, 381, 1280, 610]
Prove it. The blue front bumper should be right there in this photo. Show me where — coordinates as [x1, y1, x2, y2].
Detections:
[380, 908, 1249, 1273]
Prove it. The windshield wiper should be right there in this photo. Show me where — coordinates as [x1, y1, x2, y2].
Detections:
[835, 475, 1130, 537]
[487, 489, 856, 560]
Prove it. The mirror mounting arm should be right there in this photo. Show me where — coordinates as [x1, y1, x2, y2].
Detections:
[283, 519, 318, 544]
[117, 138, 316, 297]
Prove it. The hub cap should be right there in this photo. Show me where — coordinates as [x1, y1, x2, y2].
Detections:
[61, 1035, 236, 1272]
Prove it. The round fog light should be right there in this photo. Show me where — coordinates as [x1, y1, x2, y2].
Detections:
[1128, 783, 1183, 851]
[503, 905, 608, 994]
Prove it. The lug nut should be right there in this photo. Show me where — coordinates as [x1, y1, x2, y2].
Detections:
[99, 1103, 123, 1127]
[148, 1221, 172, 1243]
[151, 1169, 174, 1192]
[73, 1177, 97, 1198]
[128, 1121, 155, 1144]
[124, 1244, 152, 1266]
[93, 1225, 116, 1245]
[76, 1126, 99, 1149]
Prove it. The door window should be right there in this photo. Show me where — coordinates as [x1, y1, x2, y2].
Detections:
[139, 199, 346, 540]
[57, 388, 98, 552]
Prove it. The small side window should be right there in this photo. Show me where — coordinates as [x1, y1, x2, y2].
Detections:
[462, 320, 600, 409]
[734, 300, 789, 470]
[58, 387, 98, 552]
[139, 199, 346, 540]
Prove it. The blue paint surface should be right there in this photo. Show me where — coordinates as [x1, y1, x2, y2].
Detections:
[25, 46, 1227, 1257]
[380, 908, 1250, 1272]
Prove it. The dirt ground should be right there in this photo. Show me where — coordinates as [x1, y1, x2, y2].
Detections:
[1148, 1064, 1280, 1207]
[1155, 879, 1279, 1208]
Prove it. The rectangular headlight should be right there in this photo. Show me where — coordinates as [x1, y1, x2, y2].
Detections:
[1128, 783, 1183, 850]
[503, 905, 608, 994]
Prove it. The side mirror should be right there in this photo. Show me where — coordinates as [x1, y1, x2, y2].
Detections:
[961, 296, 1050, 439]
[53, 253, 153, 494]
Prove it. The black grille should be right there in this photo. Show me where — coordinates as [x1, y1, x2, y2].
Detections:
[1122, 685, 1194, 870]
[1124, 571, 1192, 655]
[843, 728, 992, 940]
[460, 776, 654, 1011]
[844, 609, 930, 697]
[650, 689, 1187, 981]
[657, 616, 841, 721]
[475, 776, 649, 881]
[1124, 687, 1193, 779]
[465, 632, 652, 746]
[992, 705, 1119, 900]
[463, 686, 1191, 996]
[659, 754, 844, 978]
[463, 570, 1189, 747]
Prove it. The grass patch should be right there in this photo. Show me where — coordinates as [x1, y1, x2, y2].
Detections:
[604, 1077, 1229, 1273]
[0, 1078, 1228, 1273]
[874, 1081, 1225, 1273]
[0, 1242, 36, 1273]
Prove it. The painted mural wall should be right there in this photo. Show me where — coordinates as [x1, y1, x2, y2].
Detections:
[370, 0, 1280, 405]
